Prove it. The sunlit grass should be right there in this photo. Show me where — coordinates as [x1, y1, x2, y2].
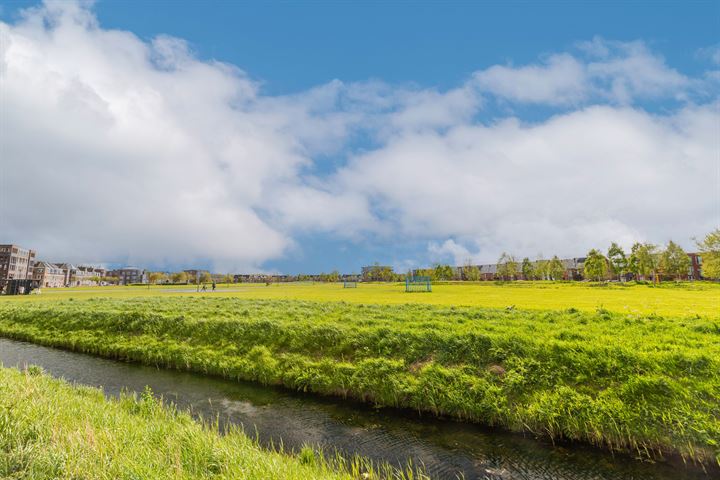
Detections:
[0, 365, 424, 479]
[6, 280, 720, 317]
[0, 295, 717, 466]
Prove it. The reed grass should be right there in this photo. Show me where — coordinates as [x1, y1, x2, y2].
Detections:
[0, 365, 423, 479]
[0, 296, 717, 467]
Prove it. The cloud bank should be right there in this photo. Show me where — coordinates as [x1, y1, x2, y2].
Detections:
[1, 1, 717, 271]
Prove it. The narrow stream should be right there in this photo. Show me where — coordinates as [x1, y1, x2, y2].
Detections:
[0, 338, 714, 480]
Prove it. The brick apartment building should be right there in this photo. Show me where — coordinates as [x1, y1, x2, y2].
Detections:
[108, 267, 147, 285]
[0, 244, 36, 288]
[32, 262, 66, 288]
[688, 253, 703, 280]
[54, 264, 107, 287]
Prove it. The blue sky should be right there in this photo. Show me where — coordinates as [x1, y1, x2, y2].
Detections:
[1, 1, 718, 274]
[5, 1, 715, 93]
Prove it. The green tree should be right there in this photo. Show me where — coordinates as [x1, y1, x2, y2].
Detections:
[199, 272, 212, 284]
[660, 241, 691, 281]
[628, 243, 659, 282]
[496, 252, 518, 281]
[433, 264, 454, 281]
[696, 228, 720, 279]
[363, 263, 394, 282]
[521, 257, 534, 280]
[607, 243, 627, 281]
[547, 256, 565, 281]
[535, 257, 548, 280]
[463, 259, 480, 281]
[148, 272, 167, 284]
[583, 249, 608, 282]
[222, 274, 234, 284]
[171, 272, 188, 284]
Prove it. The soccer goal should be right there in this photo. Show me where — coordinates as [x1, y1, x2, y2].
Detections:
[405, 275, 432, 293]
[343, 280, 358, 288]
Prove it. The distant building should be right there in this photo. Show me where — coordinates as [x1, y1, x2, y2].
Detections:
[183, 270, 209, 282]
[55, 264, 105, 287]
[688, 253, 703, 280]
[560, 257, 586, 280]
[0, 244, 36, 288]
[477, 264, 498, 281]
[108, 267, 148, 285]
[33, 262, 66, 288]
[233, 273, 296, 283]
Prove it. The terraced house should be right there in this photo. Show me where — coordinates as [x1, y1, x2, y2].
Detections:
[54, 264, 105, 287]
[32, 261, 66, 288]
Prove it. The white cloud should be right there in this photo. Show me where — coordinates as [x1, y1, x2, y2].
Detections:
[0, 2, 716, 271]
[1, 2, 292, 270]
[334, 103, 718, 262]
[474, 54, 588, 105]
[428, 239, 482, 266]
[696, 44, 720, 65]
[474, 37, 690, 105]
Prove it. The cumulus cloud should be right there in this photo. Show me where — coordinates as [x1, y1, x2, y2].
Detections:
[474, 37, 690, 105]
[473, 53, 588, 105]
[1, 1, 716, 271]
[334, 103, 718, 262]
[1, 3, 294, 271]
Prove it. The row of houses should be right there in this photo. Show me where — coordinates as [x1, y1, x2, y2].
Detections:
[444, 253, 703, 281]
[1, 242, 707, 292]
[33, 262, 109, 287]
[0, 244, 148, 290]
[457, 257, 587, 281]
[232, 273, 362, 283]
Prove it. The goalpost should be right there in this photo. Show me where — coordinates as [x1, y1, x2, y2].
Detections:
[343, 280, 358, 288]
[405, 275, 432, 293]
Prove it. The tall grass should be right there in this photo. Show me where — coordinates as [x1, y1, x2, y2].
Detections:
[0, 296, 717, 467]
[0, 365, 423, 479]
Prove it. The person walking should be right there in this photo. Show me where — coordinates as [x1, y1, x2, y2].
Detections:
[212, 281, 216, 292]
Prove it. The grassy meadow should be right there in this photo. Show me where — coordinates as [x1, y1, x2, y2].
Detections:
[8, 280, 720, 317]
[0, 287, 718, 467]
[0, 365, 413, 480]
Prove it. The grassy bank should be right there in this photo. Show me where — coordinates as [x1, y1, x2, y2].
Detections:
[0, 297, 718, 467]
[8, 280, 720, 317]
[0, 365, 416, 479]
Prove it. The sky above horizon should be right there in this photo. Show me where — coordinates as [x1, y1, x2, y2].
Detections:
[1, 0, 718, 273]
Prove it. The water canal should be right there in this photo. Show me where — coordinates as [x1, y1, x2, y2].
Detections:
[0, 337, 714, 480]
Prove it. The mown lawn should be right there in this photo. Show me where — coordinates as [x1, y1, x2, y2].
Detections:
[6, 280, 720, 317]
[0, 296, 717, 467]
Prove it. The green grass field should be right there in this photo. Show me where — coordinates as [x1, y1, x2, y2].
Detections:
[0, 288, 718, 467]
[9, 280, 720, 317]
[0, 365, 412, 480]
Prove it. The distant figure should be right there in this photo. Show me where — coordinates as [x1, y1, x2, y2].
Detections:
[201, 284, 207, 292]
[212, 281, 216, 292]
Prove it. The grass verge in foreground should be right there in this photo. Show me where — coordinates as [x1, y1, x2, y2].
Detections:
[0, 366, 418, 479]
[0, 296, 717, 467]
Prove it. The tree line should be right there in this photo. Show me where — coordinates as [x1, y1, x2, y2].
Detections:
[141, 229, 719, 284]
[493, 229, 719, 282]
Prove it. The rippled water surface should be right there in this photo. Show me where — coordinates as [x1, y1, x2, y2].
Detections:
[0, 338, 715, 480]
